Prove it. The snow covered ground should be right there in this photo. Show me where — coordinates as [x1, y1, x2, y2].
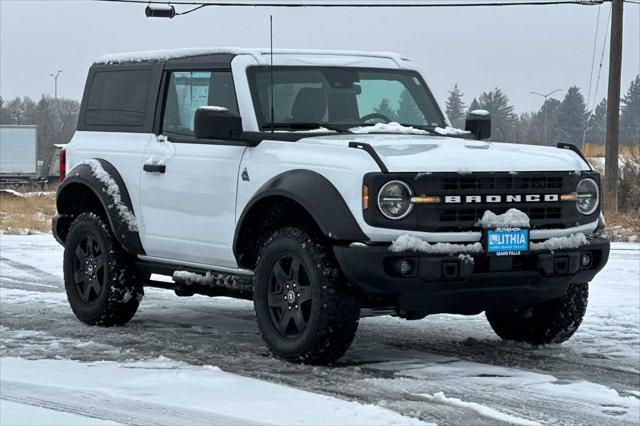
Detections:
[1, 234, 638, 425]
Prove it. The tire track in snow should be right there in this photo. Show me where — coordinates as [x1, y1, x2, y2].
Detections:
[0, 380, 258, 426]
[0, 256, 63, 290]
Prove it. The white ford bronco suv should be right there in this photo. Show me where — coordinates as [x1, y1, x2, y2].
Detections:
[54, 48, 609, 364]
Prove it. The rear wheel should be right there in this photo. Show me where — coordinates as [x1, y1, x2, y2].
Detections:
[63, 212, 143, 326]
[486, 283, 588, 345]
[253, 227, 360, 364]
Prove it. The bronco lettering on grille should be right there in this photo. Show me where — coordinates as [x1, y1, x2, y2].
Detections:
[444, 194, 560, 204]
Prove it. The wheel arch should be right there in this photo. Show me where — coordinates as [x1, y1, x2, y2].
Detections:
[233, 169, 367, 269]
[54, 159, 145, 256]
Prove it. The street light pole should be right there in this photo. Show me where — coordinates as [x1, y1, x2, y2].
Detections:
[531, 89, 562, 145]
[50, 70, 62, 99]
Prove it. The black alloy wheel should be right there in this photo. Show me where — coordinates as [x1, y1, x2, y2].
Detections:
[267, 255, 312, 337]
[72, 234, 107, 304]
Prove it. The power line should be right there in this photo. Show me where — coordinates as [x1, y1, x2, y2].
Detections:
[586, 3, 601, 111]
[99, 0, 608, 8]
[592, 4, 612, 111]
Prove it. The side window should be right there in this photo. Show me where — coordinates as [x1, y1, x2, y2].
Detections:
[85, 69, 152, 127]
[161, 70, 239, 137]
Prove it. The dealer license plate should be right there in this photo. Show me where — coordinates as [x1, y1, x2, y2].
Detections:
[486, 228, 529, 256]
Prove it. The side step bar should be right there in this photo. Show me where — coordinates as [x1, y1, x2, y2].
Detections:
[138, 258, 254, 300]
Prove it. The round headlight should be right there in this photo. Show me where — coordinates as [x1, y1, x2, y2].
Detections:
[576, 178, 599, 215]
[377, 180, 413, 220]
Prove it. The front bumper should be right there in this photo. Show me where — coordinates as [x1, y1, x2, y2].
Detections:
[334, 237, 610, 317]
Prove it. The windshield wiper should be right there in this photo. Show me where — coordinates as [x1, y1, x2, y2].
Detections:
[261, 123, 350, 134]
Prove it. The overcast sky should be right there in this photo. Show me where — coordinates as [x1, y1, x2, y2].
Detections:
[1, 0, 638, 113]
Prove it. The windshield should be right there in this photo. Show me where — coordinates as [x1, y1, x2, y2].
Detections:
[247, 66, 446, 132]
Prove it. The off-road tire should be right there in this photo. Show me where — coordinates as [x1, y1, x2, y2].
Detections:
[486, 283, 588, 345]
[63, 212, 143, 326]
[253, 227, 360, 364]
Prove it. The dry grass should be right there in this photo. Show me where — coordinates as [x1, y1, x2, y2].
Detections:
[602, 210, 640, 243]
[0, 192, 57, 234]
[583, 143, 640, 158]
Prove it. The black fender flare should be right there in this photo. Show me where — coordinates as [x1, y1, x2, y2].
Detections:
[55, 159, 145, 255]
[233, 169, 368, 259]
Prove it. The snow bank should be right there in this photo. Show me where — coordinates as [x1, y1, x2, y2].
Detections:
[0, 357, 425, 426]
[477, 209, 531, 229]
[350, 122, 429, 135]
[390, 234, 483, 254]
[1, 400, 119, 426]
[420, 392, 540, 426]
[24, 191, 55, 198]
[434, 126, 471, 136]
[80, 160, 138, 231]
[530, 233, 589, 251]
[0, 189, 25, 198]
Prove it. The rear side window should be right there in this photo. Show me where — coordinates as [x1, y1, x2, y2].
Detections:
[161, 71, 239, 137]
[85, 69, 152, 127]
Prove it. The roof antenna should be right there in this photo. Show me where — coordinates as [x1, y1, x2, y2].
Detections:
[270, 14, 274, 133]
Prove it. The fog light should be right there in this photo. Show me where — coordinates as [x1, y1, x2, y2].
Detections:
[581, 252, 593, 269]
[400, 259, 415, 276]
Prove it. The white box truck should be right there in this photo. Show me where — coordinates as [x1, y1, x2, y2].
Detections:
[0, 125, 38, 183]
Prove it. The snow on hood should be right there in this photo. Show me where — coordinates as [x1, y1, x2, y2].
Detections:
[350, 122, 429, 135]
[296, 134, 591, 173]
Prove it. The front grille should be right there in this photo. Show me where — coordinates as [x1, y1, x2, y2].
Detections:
[363, 171, 601, 233]
[440, 206, 563, 225]
[440, 176, 564, 191]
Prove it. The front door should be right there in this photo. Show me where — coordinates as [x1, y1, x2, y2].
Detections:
[139, 70, 246, 267]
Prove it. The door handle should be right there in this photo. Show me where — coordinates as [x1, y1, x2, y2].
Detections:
[143, 164, 166, 174]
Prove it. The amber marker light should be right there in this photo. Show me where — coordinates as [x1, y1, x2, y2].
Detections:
[561, 193, 578, 201]
[363, 185, 369, 210]
[411, 196, 441, 204]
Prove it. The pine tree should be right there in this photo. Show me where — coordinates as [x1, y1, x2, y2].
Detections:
[532, 98, 562, 145]
[555, 86, 588, 145]
[477, 88, 517, 142]
[374, 97, 398, 122]
[397, 89, 423, 124]
[586, 98, 607, 145]
[445, 84, 466, 129]
[468, 98, 481, 114]
[620, 75, 640, 145]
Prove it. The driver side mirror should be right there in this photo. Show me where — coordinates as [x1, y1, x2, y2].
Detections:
[194, 106, 242, 140]
[465, 110, 491, 140]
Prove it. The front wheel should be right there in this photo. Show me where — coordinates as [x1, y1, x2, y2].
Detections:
[486, 283, 588, 345]
[253, 227, 360, 364]
[63, 212, 143, 326]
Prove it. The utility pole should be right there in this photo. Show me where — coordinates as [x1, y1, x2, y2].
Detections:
[531, 89, 562, 146]
[50, 70, 62, 99]
[604, 0, 623, 212]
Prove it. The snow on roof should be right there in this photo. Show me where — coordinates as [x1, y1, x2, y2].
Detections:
[95, 47, 409, 65]
[470, 109, 490, 117]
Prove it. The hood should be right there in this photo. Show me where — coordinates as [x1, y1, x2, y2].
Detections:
[296, 134, 590, 173]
